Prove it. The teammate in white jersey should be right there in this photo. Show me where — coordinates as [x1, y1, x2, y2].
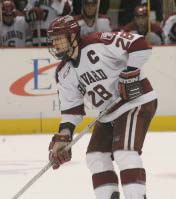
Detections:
[25, 0, 58, 46]
[47, 15, 157, 199]
[0, 0, 32, 47]
[74, 0, 112, 36]
[162, 13, 176, 44]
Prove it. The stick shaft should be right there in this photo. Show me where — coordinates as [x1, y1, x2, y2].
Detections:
[11, 97, 121, 199]
[95, 0, 101, 31]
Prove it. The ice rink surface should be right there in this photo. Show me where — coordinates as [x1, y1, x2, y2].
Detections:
[0, 132, 176, 199]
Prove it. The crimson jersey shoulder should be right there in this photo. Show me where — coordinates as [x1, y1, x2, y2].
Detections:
[80, 31, 151, 53]
[80, 32, 116, 48]
[127, 36, 152, 53]
[116, 31, 151, 52]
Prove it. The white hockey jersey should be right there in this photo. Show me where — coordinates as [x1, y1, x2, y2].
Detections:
[0, 16, 31, 47]
[74, 15, 112, 36]
[55, 31, 157, 125]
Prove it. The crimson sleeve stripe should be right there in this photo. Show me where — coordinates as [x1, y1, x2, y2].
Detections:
[61, 104, 85, 115]
[127, 37, 152, 54]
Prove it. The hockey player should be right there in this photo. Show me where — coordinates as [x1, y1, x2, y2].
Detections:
[0, 0, 32, 47]
[47, 15, 157, 199]
[122, 4, 164, 45]
[25, 0, 58, 46]
[74, 0, 112, 36]
[162, 13, 176, 44]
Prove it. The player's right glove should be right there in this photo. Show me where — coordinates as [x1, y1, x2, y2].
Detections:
[118, 66, 143, 101]
[49, 129, 72, 170]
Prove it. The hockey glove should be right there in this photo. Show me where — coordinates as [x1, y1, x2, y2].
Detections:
[49, 129, 72, 170]
[118, 67, 143, 101]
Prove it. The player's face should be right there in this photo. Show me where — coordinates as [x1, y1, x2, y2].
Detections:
[52, 34, 70, 55]
[84, 3, 97, 17]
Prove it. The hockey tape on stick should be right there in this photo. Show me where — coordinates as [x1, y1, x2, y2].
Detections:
[11, 97, 121, 199]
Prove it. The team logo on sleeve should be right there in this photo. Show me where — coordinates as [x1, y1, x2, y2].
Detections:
[100, 32, 115, 41]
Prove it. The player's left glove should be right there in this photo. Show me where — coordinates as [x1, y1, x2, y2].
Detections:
[49, 129, 72, 170]
[118, 66, 143, 101]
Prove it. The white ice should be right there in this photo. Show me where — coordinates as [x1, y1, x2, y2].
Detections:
[0, 133, 176, 199]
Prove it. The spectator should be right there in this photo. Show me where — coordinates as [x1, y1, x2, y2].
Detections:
[25, 0, 58, 46]
[72, 0, 110, 15]
[74, 0, 112, 36]
[162, 12, 176, 44]
[0, 0, 32, 47]
[122, 4, 164, 45]
[14, 0, 28, 16]
[118, 0, 163, 26]
[51, 0, 73, 16]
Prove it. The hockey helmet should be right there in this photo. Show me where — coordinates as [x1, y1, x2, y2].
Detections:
[47, 15, 80, 60]
[2, 1, 16, 26]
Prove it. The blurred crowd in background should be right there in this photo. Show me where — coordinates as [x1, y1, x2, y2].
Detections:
[0, 0, 176, 47]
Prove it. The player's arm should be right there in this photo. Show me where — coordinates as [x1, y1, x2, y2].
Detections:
[49, 64, 85, 169]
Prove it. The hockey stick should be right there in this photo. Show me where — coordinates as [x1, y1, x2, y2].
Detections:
[95, 0, 101, 31]
[11, 96, 121, 199]
[37, 20, 42, 47]
[0, 0, 2, 24]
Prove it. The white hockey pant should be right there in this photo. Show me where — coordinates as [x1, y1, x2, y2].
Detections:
[114, 150, 146, 199]
[86, 152, 119, 199]
[86, 151, 146, 199]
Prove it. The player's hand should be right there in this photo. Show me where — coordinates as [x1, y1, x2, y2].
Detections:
[118, 67, 143, 101]
[48, 130, 72, 170]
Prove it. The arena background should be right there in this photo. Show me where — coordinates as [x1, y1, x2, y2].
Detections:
[0, 46, 176, 135]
